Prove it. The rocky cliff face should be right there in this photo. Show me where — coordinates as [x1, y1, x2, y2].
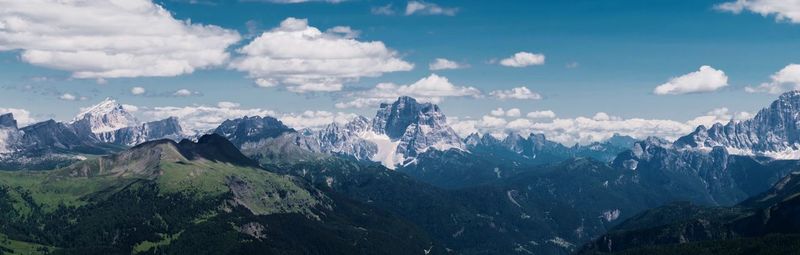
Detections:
[214, 116, 294, 147]
[312, 116, 377, 161]
[0, 113, 21, 154]
[0, 113, 17, 129]
[611, 136, 797, 206]
[70, 98, 185, 146]
[371, 96, 465, 160]
[675, 90, 800, 158]
[104, 117, 185, 146]
[71, 98, 138, 135]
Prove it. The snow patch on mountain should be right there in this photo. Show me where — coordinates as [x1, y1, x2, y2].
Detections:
[674, 91, 800, 159]
[72, 98, 139, 134]
[359, 131, 403, 169]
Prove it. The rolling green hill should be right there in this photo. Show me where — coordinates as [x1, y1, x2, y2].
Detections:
[0, 134, 441, 254]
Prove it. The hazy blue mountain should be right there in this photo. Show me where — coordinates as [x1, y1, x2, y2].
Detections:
[578, 171, 800, 255]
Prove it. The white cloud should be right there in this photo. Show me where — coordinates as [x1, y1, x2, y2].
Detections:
[217, 101, 240, 108]
[405, 1, 458, 16]
[653, 66, 729, 95]
[429, 58, 468, 70]
[131, 87, 146, 95]
[142, 105, 276, 131]
[0, 108, 35, 126]
[506, 118, 533, 130]
[686, 107, 752, 128]
[716, 0, 800, 23]
[480, 115, 507, 128]
[506, 108, 521, 117]
[489, 86, 542, 100]
[592, 112, 617, 121]
[262, 0, 345, 3]
[527, 110, 556, 119]
[173, 89, 199, 97]
[745, 64, 800, 94]
[279, 111, 357, 130]
[230, 18, 413, 93]
[335, 74, 481, 108]
[325, 26, 360, 39]
[371, 4, 396, 15]
[141, 102, 357, 132]
[0, 0, 240, 79]
[499, 52, 546, 67]
[566, 62, 580, 69]
[449, 107, 754, 145]
[490, 108, 506, 117]
[122, 104, 139, 112]
[59, 93, 76, 101]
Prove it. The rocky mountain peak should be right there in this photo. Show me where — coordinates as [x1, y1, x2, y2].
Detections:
[178, 134, 260, 167]
[214, 116, 294, 147]
[371, 97, 465, 161]
[372, 96, 444, 139]
[72, 98, 138, 134]
[674, 90, 800, 158]
[0, 113, 17, 129]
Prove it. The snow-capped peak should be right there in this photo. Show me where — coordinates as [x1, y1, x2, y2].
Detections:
[72, 98, 139, 134]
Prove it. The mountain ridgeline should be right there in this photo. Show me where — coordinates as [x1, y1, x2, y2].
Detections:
[0, 98, 185, 170]
[0, 134, 441, 254]
[2, 92, 800, 254]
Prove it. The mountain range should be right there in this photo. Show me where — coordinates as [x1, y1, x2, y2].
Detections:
[2, 92, 800, 254]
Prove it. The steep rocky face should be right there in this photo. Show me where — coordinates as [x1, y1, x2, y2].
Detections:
[21, 120, 92, 151]
[578, 171, 800, 255]
[0, 113, 21, 154]
[0, 113, 17, 129]
[71, 98, 138, 134]
[312, 116, 377, 160]
[103, 117, 185, 146]
[214, 116, 294, 147]
[67, 98, 184, 146]
[675, 90, 800, 158]
[371, 96, 465, 160]
[612, 137, 798, 206]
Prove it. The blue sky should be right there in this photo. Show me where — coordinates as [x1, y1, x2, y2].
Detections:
[1, 0, 799, 144]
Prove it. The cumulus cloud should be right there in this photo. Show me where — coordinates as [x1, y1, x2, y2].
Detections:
[429, 58, 468, 70]
[217, 101, 240, 108]
[0, 0, 241, 79]
[173, 89, 200, 97]
[335, 74, 481, 108]
[506, 108, 521, 117]
[122, 104, 139, 112]
[489, 86, 542, 100]
[262, 0, 345, 3]
[449, 107, 754, 145]
[716, 0, 800, 23]
[230, 18, 413, 93]
[141, 105, 276, 131]
[490, 108, 521, 117]
[745, 64, 800, 94]
[499, 52, 546, 67]
[653, 66, 729, 95]
[59, 93, 77, 101]
[131, 87, 146, 95]
[0, 108, 35, 126]
[405, 1, 458, 16]
[279, 111, 358, 130]
[527, 110, 556, 119]
[140, 102, 358, 132]
[371, 4, 396, 15]
[685, 107, 753, 128]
